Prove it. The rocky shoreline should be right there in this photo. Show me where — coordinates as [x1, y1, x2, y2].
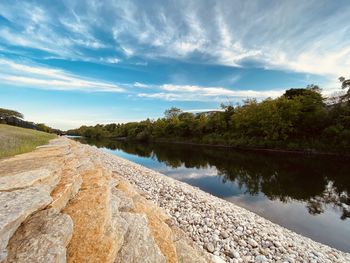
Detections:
[91, 142, 350, 263]
[0, 138, 209, 263]
[1, 137, 350, 263]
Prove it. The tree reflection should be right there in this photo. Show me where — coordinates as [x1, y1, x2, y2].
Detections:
[75, 138, 350, 219]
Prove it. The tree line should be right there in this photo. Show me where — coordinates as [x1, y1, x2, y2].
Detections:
[0, 108, 61, 134]
[68, 78, 350, 153]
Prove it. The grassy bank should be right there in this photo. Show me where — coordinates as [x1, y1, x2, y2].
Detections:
[0, 124, 56, 158]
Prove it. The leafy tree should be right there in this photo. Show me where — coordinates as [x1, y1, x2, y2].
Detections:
[0, 108, 24, 119]
[36, 123, 52, 133]
[164, 107, 182, 119]
[339, 76, 350, 102]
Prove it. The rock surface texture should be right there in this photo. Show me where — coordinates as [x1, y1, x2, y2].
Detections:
[0, 138, 210, 263]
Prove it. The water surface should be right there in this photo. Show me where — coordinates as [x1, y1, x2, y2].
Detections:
[75, 138, 350, 252]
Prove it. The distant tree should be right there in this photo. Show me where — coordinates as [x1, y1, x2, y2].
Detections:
[164, 107, 182, 119]
[36, 123, 52, 133]
[0, 108, 24, 119]
[339, 76, 350, 101]
[283, 85, 321, 100]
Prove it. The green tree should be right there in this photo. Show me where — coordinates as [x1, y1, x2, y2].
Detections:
[339, 76, 350, 102]
[0, 108, 24, 119]
[164, 107, 182, 119]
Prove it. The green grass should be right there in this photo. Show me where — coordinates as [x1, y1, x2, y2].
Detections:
[0, 124, 56, 158]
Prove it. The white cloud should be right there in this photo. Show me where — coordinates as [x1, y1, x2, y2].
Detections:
[185, 108, 223, 113]
[0, 59, 124, 92]
[133, 82, 150, 88]
[100, 57, 121, 64]
[161, 84, 283, 97]
[1, 1, 349, 77]
[138, 84, 284, 102]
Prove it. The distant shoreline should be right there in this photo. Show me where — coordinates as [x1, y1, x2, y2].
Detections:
[75, 135, 350, 158]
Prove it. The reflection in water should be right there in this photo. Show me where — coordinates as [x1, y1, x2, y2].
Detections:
[74, 137, 350, 252]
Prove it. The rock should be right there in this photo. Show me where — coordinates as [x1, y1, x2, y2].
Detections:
[239, 239, 247, 247]
[124, 190, 177, 263]
[6, 209, 73, 263]
[116, 212, 166, 263]
[255, 255, 267, 263]
[0, 168, 59, 192]
[221, 231, 229, 239]
[63, 168, 125, 263]
[110, 195, 129, 257]
[111, 187, 134, 212]
[0, 186, 52, 262]
[211, 255, 226, 263]
[229, 250, 240, 259]
[205, 243, 215, 253]
[49, 170, 82, 211]
[174, 239, 207, 263]
[248, 238, 259, 247]
[273, 241, 282, 248]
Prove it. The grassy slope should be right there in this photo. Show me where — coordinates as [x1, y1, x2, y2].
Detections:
[0, 124, 56, 158]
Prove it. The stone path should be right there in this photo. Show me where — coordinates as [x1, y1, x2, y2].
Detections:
[0, 137, 210, 263]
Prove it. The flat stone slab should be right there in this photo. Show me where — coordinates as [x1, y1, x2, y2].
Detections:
[6, 208, 73, 263]
[0, 186, 52, 262]
[63, 168, 125, 263]
[0, 168, 58, 192]
[115, 212, 166, 263]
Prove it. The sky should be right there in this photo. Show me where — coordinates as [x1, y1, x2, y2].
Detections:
[0, 0, 349, 130]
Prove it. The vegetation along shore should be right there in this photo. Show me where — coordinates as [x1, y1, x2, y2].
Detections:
[68, 81, 350, 154]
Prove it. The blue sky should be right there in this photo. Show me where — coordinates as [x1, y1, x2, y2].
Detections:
[0, 0, 349, 129]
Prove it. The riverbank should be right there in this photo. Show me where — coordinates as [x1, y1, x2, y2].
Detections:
[89, 139, 350, 262]
[0, 137, 210, 263]
[1, 138, 350, 262]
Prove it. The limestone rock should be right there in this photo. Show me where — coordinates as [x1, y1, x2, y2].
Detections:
[109, 194, 129, 256]
[115, 212, 166, 263]
[111, 187, 134, 212]
[49, 168, 82, 211]
[114, 178, 178, 263]
[6, 209, 73, 263]
[0, 186, 52, 262]
[63, 168, 126, 263]
[174, 239, 207, 263]
[0, 168, 59, 192]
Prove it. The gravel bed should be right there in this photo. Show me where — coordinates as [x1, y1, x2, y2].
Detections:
[87, 144, 350, 263]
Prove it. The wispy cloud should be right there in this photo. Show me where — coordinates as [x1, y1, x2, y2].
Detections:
[185, 108, 223, 113]
[1, 0, 349, 77]
[138, 84, 284, 102]
[0, 59, 124, 92]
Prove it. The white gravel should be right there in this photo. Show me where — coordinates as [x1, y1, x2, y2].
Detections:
[86, 144, 350, 263]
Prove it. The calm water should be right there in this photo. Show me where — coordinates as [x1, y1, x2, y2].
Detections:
[75, 138, 350, 252]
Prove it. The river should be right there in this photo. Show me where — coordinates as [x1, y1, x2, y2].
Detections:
[74, 137, 350, 252]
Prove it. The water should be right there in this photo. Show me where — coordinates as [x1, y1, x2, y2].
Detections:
[74, 137, 350, 252]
